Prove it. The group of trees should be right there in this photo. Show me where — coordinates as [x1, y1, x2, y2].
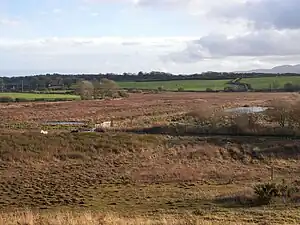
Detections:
[76, 78, 128, 100]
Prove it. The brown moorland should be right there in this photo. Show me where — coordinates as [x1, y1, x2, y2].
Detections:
[0, 92, 300, 224]
[0, 92, 296, 123]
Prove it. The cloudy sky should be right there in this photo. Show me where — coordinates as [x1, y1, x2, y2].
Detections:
[0, 0, 299, 76]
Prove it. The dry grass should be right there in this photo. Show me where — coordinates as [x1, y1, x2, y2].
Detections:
[1, 92, 300, 224]
[172, 96, 300, 137]
[0, 210, 299, 225]
[0, 92, 294, 127]
[0, 132, 299, 212]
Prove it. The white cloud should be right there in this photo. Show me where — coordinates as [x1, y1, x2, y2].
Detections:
[168, 29, 300, 63]
[52, 8, 63, 14]
[90, 12, 99, 17]
[212, 0, 300, 30]
[0, 37, 193, 74]
[2, 0, 300, 75]
[1, 35, 299, 75]
[0, 18, 20, 26]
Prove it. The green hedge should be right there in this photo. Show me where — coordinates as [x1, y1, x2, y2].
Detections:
[0, 96, 15, 103]
[15, 98, 31, 102]
[0, 97, 75, 103]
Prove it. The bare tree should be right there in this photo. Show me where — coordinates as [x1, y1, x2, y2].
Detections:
[94, 78, 120, 99]
[287, 100, 300, 129]
[76, 80, 94, 100]
[266, 100, 291, 128]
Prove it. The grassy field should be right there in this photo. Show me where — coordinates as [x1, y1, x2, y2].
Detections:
[0, 92, 80, 100]
[118, 79, 230, 91]
[118, 76, 300, 91]
[244, 76, 300, 89]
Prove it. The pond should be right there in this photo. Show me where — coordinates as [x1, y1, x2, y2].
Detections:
[42, 121, 86, 126]
[224, 106, 268, 114]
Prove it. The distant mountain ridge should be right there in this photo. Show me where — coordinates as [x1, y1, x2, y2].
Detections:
[236, 64, 300, 74]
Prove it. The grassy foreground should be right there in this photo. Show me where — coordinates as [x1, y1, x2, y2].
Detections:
[118, 76, 300, 91]
[1, 210, 300, 225]
[0, 131, 300, 224]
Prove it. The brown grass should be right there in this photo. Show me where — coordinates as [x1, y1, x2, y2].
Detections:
[172, 96, 300, 137]
[0, 210, 284, 225]
[0, 92, 295, 129]
[1, 208, 300, 225]
[1, 92, 300, 224]
[0, 132, 299, 213]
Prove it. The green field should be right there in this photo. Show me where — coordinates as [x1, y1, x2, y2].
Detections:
[0, 92, 80, 100]
[118, 76, 300, 91]
[243, 76, 300, 89]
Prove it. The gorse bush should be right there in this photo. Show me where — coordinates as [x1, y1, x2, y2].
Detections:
[253, 182, 279, 205]
[253, 181, 299, 205]
[284, 82, 300, 92]
[0, 96, 14, 103]
[15, 98, 30, 102]
[157, 86, 164, 92]
[206, 88, 214, 92]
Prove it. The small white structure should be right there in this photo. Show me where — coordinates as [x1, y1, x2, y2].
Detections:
[40, 130, 48, 135]
[95, 120, 113, 129]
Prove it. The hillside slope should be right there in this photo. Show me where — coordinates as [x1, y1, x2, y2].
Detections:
[237, 64, 300, 74]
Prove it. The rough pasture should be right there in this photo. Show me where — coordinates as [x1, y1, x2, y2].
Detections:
[1, 92, 300, 224]
[118, 76, 300, 91]
[0, 92, 295, 124]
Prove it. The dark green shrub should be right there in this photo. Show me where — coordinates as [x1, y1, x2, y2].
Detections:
[53, 98, 68, 102]
[177, 87, 184, 92]
[283, 82, 299, 92]
[0, 96, 15, 103]
[206, 88, 214, 92]
[224, 87, 234, 92]
[157, 86, 164, 92]
[34, 98, 45, 102]
[15, 98, 30, 102]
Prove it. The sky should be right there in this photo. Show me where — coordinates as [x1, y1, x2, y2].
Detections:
[1, 0, 300, 76]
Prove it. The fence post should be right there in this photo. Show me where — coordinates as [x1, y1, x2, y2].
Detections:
[271, 166, 274, 181]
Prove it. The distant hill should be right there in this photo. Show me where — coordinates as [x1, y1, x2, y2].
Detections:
[237, 64, 300, 74]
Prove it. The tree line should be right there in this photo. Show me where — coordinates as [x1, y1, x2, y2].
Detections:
[1, 71, 300, 92]
[0, 71, 299, 91]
